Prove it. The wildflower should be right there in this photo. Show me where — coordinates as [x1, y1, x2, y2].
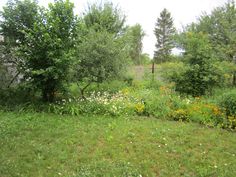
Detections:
[135, 103, 145, 114]
[184, 98, 191, 104]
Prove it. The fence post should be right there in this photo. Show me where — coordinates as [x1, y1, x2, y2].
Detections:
[152, 61, 155, 81]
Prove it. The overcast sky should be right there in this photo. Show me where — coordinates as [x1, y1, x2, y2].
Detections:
[0, 0, 233, 57]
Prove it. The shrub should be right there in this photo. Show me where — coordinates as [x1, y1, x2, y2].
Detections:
[173, 32, 223, 96]
[215, 61, 236, 87]
[0, 85, 36, 108]
[220, 92, 236, 117]
[169, 109, 190, 121]
[220, 92, 236, 128]
[159, 61, 186, 81]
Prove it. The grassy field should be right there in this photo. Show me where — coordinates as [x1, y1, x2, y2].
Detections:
[0, 112, 236, 177]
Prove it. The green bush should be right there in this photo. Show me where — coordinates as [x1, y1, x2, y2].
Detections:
[220, 92, 236, 128]
[174, 64, 222, 96]
[220, 92, 236, 116]
[173, 33, 223, 96]
[215, 61, 236, 87]
[159, 61, 186, 81]
[0, 86, 36, 108]
[169, 109, 190, 121]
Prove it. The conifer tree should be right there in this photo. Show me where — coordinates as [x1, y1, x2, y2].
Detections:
[154, 8, 175, 63]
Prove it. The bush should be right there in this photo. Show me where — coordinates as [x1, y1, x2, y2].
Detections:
[215, 61, 236, 87]
[220, 92, 236, 116]
[0, 86, 36, 108]
[169, 109, 190, 121]
[174, 64, 223, 96]
[220, 92, 236, 128]
[173, 32, 223, 97]
[159, 61, 186, 81]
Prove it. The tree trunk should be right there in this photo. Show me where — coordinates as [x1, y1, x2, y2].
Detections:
[152, 61, 155, 81]
[78, 82, 92, 100]
[7, 71, 20, 88]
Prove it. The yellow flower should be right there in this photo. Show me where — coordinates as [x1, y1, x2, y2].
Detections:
[135, 103, 145, 114]
[121, 88, 129, 95]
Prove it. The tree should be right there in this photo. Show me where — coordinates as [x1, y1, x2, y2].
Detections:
[0, 0, 39, 86]
[126, 24, 145, 65]
[0, 0, 38, 46]
[188, 0, 236, 61]
[154, 8, 176, 63]
[183, 1, 236, 85]
[0, 44, 12, 89]
[75, 30, 127, 98]
[173, 32, 223, 96]
[83, 2, 126, 35]
[74, 2, 128, 98]
[18, 0, 77, 102]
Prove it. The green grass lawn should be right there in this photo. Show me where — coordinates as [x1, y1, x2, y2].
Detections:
[0, 112, 236, 177]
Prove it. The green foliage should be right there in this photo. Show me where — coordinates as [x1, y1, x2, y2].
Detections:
[75, 29, 128, 97]
[154, 8, 176, 63]
[0, 0, 38, 87]
[220, 92, 236, 117]
[0, 59, 12, 89]
[215, 61, 236, 86]
[75, 2, 129, 97]
[219, 92, 236, 128]
[173, 32, 222, 96]
[189, 0, 236, 61]
[139, 53, 151, 65]
[83, 2, 126, 34]
[18, 0, 77, 102]
[169, 109, 190, 121]
[0, 0, 38, 45]
[0, 86, 35, 108]
[158, 61, 186, 81]
[126, 24, 145, 65]
[48, 91, 142, 116]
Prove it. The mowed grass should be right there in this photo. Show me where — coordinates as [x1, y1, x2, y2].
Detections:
[0, 112, 236, 177]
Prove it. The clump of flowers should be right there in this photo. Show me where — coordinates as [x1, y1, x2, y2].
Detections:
[135, 102, 145, 115]
[49, 90, 143, 116]
[169, 109, 189, 121]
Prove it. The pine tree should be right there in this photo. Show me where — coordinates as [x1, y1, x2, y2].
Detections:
[154, 8, 175, 63]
